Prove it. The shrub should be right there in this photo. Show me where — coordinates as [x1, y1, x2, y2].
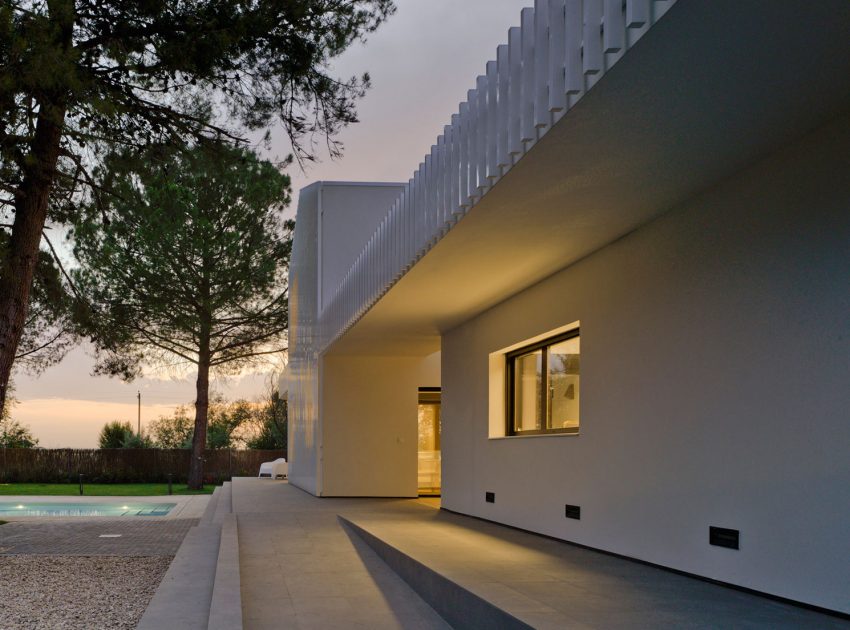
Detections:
[0, 417, 39, 448]
[98, 421, 132, 449]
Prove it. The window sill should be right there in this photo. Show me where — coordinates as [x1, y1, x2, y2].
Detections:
[488, 432, 580, 440]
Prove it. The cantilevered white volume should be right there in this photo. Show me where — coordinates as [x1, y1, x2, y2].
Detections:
[316, 0, 677, 355]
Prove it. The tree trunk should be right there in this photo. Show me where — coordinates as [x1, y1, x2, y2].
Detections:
[0, 101, 66, 414]
[187, 344, 211, 489]
[0, 0, 72, 414]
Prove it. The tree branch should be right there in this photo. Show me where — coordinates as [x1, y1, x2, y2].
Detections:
[41, 229, 84, 301]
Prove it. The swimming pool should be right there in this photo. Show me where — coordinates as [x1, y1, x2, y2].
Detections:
[0, 502, 175, 517]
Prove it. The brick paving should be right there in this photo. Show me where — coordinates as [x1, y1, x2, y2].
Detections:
[0, 519, 198, 556]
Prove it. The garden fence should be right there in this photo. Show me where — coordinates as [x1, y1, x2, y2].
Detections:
[0, 448, 285, 484]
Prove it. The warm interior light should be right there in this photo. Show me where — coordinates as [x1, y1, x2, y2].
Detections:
[16, 505, 24, 509]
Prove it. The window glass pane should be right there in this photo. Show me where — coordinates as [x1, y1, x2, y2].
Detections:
[513, 350, 543, 432]
[548, 336, 580, 431]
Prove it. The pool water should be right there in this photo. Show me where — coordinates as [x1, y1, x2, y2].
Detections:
[0, 502, 175, 517]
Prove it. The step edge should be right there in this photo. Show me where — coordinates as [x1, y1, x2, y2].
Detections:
[339, 516, 533, 630]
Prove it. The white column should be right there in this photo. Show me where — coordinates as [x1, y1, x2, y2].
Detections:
[508, 26, 523, 156]
[423, 153, 432, 243]
[565, 0, 583, 94]
[466, 89, 478, 205]
[459, 101, 470, 209]
[583, 0, 602, 75]
[443, 124, 453, 225]
[497, 43, 511, 167]
[391, 199, 399, 277]
[405, 179, 414, 264]
[603, 0, 624, 53]
[379, 218, 386, 288]
[428, 144, 439, 238]
[417, 162, 426, 252]
[413, 167, 422, 255]
[534, 0, 550, 129]
[476, 75, 489, 192]
[435, 135, 445, 232]
[450, 113, 461, 216]
[626, 0, 649, 27]
[520, 7, 535, 143]
[548, 0, 567, 112]
[486, 60, 499, 179]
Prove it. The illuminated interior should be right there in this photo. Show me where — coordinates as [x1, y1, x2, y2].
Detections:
[417, 388, 441, 496]
[510, 331, 580, 434]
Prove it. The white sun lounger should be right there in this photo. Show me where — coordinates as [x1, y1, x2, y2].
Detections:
[258, 457, 288, 479]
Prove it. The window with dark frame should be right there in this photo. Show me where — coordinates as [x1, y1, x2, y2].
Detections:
[506, 329, 580, 435]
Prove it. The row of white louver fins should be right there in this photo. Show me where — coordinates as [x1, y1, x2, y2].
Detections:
[319, 0, 677, 351]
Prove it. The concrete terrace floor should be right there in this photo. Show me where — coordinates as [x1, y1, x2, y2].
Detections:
[234, 478, 449, 629]
[233, 479, 848, 629]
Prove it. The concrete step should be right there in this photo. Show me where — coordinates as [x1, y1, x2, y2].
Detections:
[207, 513, 242, 630]
[200, 486, 221, 525]
[212, 482, 232, 524]
[137, 523, 222, 630]
[141, 483, 244, 630]
[339, 516, 532, 630]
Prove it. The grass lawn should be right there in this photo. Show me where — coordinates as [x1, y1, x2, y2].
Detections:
[0, 483, 216, 496]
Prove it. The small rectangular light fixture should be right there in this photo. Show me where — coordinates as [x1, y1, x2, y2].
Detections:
[565, 504, 581, 520]
[709, 526, 739, 550]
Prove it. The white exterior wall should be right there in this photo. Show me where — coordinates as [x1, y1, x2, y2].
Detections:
[288, 185, 321, 494]
[288, 182, 403, 495]
[441, 116, 850, 612]
[321, 353, 441, 497]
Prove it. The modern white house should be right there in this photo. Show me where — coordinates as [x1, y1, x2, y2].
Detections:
[287, 0, 850, 617]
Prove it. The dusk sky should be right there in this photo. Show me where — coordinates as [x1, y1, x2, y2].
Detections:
[13, 0, 530, 447]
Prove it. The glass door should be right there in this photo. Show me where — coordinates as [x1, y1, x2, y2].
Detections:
[417, 388, 441, 496]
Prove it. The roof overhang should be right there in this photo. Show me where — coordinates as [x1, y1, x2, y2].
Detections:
[326, 0, 850, 356]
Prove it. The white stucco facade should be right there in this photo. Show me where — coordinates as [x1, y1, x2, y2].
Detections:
[287, 182, 405, 495]
[441, 115, 850, 613]
[287, 0, 850, 615]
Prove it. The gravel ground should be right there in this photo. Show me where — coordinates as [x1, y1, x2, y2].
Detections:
[0, 555, 172, 629]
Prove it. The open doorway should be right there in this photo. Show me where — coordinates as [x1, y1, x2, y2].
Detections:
[417, 387, 441, 496]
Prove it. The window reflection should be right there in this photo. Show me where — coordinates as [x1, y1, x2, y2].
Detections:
[513, 350, 543, 432]
[547, 336, 580, 431]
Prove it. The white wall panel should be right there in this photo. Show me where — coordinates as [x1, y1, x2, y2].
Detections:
[441, 122, 850, 614]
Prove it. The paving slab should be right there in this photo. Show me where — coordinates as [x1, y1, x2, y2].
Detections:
[233, 478, 450, 630]
[0, 518, 198, 555]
